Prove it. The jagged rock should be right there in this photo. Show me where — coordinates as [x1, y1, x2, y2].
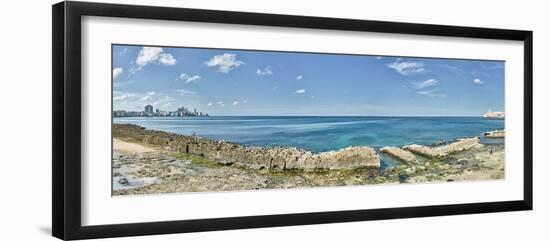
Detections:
[380, 146, 417, 163]
[484, 129, 505, 138]
[113, 124, 380, 170]
[436, 137, 480, 153]
[403, 137, 480, 158]
[403, 144, 438, 157]
[317, 146, 380, 170]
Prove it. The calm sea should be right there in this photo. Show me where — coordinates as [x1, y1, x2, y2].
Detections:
[114, 116, 505, 171]
[114, 116, 503, 150]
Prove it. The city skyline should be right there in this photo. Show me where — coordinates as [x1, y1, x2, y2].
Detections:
[113, 104, 209, 117]
[112, 45, 505, 116]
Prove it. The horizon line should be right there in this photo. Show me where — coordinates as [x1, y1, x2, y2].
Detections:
[113, 114, 491, 118]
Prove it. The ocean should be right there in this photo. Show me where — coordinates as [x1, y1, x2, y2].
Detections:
[114, 116, 504, 170]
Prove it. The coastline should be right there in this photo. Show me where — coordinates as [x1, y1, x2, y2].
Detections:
[112, 123, 505, 195]
[112, 116, 504, 154]
[113, 124, 380, 170]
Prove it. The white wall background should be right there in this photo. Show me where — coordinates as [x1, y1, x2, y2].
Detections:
[0, 0, 547, 240]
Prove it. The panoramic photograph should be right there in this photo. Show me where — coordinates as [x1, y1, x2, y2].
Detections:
[111, 44, 505, 196]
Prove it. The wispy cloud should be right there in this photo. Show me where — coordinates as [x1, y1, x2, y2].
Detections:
[413, 79, 438, 89]
[112, 91, 137, 101]
[387, 59, 425, 75]
[215, 101, 225, 107]
[256, 66, 273, 76]
[113, 91, 175, 110]
[174, 89, 196, 96]
[296, 75, 303, 80]
[207, 102, 213, 106]
[473, 78, 484, 85]
[232, 101, 240, 106]
[295, 89, 306, 94]
[140, 91, 156, 101]
[177, 73, 201, 83]
[440, 64, 465, 73]
[113, 67, 123, 80]
[205, 53, 244, 73]
[135, 47, 176, 68]
[416, 88, 447, 98]
[120, 48, 128, 56]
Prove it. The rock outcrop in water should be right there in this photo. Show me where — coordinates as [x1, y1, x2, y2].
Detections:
[483, 129, 505, 138]
[113, 124, 380, 170]
[380, 146, 417, 163]
[403, 137, 480, 158]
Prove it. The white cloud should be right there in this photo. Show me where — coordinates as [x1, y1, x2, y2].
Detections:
[205, 53, 244, 73]
[140, 91, 156, 101]
[112, 91, 175, 110]
[120, 48, 128, 56]
[158, 54, 176, 65]
[295, 89, 306, 94]
[135, 47, 176, 68]
[296, 75, 303, 80]
[112, 91, 137, 101]
[216, 101, 225, 107]
[413, 79, 438, 89]
[207, 102, 213, 106]
[387, 60, 425, 75]
[416, 88, 447, 98]
[113, 67, 123, 79]
[174, 89, 196, 96]
[178, 73, 201, 83]
[232, 101, 240, 106]
[473, 78, 484, 85]
[256, 66, 273, 76]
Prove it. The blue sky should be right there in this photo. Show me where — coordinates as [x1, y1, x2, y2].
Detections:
[112, 44, 504, 116]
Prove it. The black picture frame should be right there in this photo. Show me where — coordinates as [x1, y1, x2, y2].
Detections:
[52, 1, 533, 240]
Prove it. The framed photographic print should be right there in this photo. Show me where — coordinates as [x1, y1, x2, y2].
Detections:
[52, 1, 533, 240]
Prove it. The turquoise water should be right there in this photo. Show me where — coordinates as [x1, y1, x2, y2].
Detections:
[114, 116, 504, 171]
[113, 116, 504, 152]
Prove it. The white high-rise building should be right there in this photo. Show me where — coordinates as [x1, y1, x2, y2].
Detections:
[483, 109, 505, 119]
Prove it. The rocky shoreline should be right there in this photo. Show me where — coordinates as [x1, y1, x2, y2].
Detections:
[112, 124, 505, 195]
[113, 124, 379, 170]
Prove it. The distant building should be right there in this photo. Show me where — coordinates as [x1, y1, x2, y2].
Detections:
[144, 105, 154, 114]
[113, 104, 209, 117]
[483, 109, 505, 119]
[112, 110, 127, 117]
